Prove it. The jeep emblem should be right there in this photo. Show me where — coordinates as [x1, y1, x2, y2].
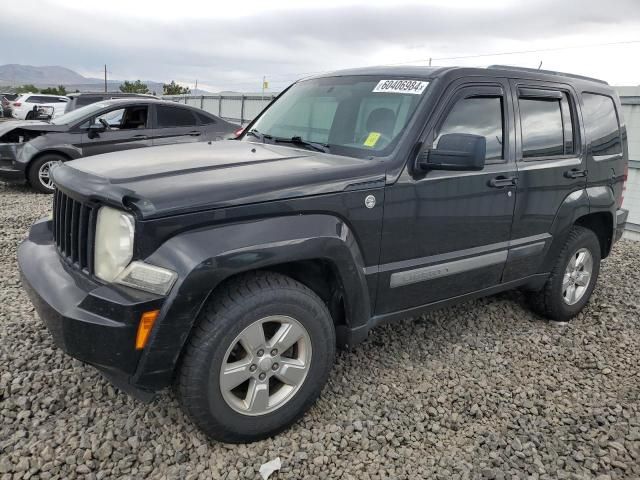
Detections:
[364, 195, 376, 209]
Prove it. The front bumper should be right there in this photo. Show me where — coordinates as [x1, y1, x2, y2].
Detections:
[0, 144, 25, 182]
[18, 218, 164, 400]
[614, 208, 628, 243]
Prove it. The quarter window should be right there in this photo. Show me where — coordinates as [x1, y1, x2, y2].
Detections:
[581, 93, 622, 156]
[436, 96, 504, 161]
[156, 106, 197, 128]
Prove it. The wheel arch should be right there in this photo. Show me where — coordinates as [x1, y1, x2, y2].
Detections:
[542, 187, 616, 273]
[132, 214, 373, 390]
[26, 150, 72, 175]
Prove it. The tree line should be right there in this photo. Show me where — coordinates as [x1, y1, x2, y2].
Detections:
[3, 80, 192, 96]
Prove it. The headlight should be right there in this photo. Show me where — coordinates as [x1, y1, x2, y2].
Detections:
[94, 206, 135, 282]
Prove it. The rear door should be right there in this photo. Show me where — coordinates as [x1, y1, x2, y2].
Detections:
[503, 80, 586, 281]
[151, 105, 203, 145]
[80, 104, 153, 157]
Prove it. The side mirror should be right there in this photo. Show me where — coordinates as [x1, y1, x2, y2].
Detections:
[417, 133, 486, 172]
[87, 122, 106, 138]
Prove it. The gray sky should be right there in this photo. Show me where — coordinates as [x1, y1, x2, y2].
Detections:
[2, 0, 640, 92]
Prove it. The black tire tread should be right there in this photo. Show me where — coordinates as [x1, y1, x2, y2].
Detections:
[527, 225, 600, 321]
[27, 153, 65, 194]
[176, 271, 335, 443]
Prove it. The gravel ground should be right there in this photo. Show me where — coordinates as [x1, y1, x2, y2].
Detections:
[1, 181, 639, 480]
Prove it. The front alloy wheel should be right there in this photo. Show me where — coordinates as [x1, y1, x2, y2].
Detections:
[220, 315, 312, 415]
[28, 154, 64, 194]
[37, 160, 59, 191]
[177, 272, 335, 443]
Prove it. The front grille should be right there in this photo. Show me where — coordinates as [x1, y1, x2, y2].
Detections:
[52, 189, 96, 272]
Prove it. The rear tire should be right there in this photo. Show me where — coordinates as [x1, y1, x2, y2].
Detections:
[176, 271, 336, 443]
[527, 226, 601, 322]
[25, 111, 34, 120]
[28, 154, 64, 194]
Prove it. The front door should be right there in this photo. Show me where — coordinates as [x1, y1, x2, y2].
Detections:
[376, 80, 517, 314]
[80, 105, 153, 157]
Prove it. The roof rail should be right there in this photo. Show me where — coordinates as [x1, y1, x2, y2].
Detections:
[487, 65, 608, 85]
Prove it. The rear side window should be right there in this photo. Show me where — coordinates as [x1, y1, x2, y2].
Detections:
[519, 91, 575, 158]
[435, 96, 504, 161]
[27, 96, 66, 104]
[156, 106, 197, 127]
[581, 93, 622, 156]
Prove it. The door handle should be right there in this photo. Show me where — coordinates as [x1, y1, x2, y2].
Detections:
[564, 168, 587, 179]
[133, 135, 148, 140]
[188, 131, 201, 136]
[488, 176, 517, 188]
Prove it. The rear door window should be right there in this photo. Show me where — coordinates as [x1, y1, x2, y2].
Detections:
[581, 93, 622, 156]
[156, 106, 198, 128]
[518, 90, 575, 158]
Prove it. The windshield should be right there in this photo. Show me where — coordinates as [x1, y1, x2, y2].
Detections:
[246, 76, 428, 158]
[49, 102, 111, 125]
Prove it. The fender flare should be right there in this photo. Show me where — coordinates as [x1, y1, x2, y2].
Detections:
[541, 186, 615, 273]
[132, 214, 371, 389]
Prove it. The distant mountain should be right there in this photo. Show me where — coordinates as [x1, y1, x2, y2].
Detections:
[0, 64, 90, 85]
[0, 64, 207, 95]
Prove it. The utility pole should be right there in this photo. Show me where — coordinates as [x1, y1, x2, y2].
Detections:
[428, 57, 432, 66]
[104, 64, 107, 93]
[195, 79, 198, 93]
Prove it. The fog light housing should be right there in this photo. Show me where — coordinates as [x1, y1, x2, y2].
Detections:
[115, 261, 177, 295]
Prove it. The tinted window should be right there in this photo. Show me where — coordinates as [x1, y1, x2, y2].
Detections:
[76, 96, 103, 107]
[582, 93, 621, 156]
[520, 98, 564, 158]
[196, 111, 216, 125]
[436, 96, 504, 161]
[27, 96, 66, 104]
[156, 106, 197, 127]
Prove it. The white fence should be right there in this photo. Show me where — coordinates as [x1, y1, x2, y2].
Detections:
[163, 94, 277, 126]
[617, 87, 640, 240]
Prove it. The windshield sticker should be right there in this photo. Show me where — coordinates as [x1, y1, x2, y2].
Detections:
[363, 132, 381, 147]
[372, 79, 428, 95]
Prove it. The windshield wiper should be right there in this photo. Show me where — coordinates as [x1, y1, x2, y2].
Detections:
[273, 136, 329, 153]
[245, 129, 263, 140]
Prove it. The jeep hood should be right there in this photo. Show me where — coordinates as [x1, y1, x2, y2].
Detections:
[52, 140, 384, 218]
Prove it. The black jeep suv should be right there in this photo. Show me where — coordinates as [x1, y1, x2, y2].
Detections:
[18, 66, 628, 443]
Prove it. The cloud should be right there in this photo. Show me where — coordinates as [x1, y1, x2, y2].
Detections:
[1, 0, 640, 90]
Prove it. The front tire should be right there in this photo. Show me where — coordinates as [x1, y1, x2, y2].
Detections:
[527, 226, 601, 322]
[28, 154, 64, 194]
[177, 272, 336, 443]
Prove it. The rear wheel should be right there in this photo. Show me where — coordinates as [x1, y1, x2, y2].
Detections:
[25, 111, 34, 120]
[527, 226, 601, 322]
[177, 271, 335, 443]
[28, 154, 64, 194]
